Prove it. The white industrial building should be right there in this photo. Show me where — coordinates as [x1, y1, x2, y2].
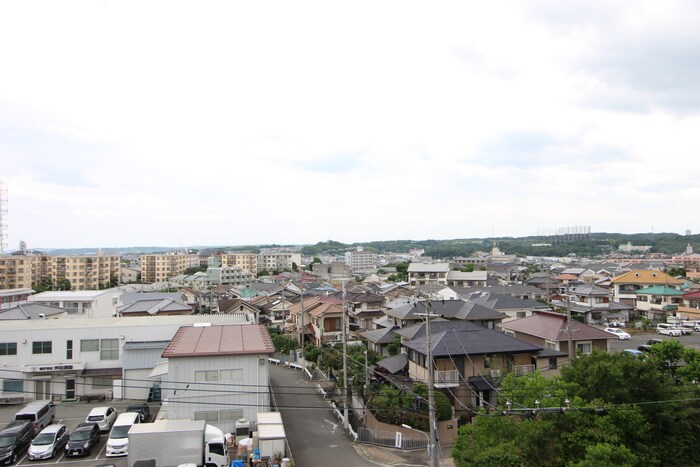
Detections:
[0, 314, 248, 403]
[28, 289, 121, 318]
[158, 324, 275, 434]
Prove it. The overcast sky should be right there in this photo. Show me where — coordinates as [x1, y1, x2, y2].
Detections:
[1, 1, 699, 250]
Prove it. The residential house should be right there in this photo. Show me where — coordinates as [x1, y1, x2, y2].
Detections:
[446, 271, 488, 287]
[407, 263, 450, 287]
[635, 286, 686, 321]
[552, 283, 632, 325]
[344, 292, 386, 333]
[466, 292, 546, 322]
[0, 288, 33, 310]
[361, 327, 399, 357]
[402, 321, 543, 417]
[499, 310, 614, 364]
[160, 324, 275, 433]
[218, 299, 261, 323]
[610, 269, 684, 308]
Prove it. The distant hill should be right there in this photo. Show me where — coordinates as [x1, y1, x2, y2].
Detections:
[27, 232, 700, 259]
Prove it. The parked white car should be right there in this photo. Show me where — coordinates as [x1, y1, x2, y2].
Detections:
[657, 323, 682, 337]
[85, 407, 117, 433]
[604, 328, 631, 340]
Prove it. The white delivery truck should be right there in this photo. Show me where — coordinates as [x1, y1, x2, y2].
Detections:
[127, 419, 228, 467]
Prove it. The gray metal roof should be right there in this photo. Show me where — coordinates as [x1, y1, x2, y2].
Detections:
[0, 303, 66, 320]
[403, 327, 543, 357]
[376, 353, 408, 374]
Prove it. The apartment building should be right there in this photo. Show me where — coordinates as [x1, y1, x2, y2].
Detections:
[345, 247, 377, 274]
[220, 253, 259, 275]
[0, 254, 119, 291]
[218, 252, 301, 275]
[140, 253, 188, 283]
[257, 252, 301, 273]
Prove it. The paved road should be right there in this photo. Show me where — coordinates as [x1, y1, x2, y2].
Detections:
[270, 364, 377, 467]
[608, 330, 700, 353]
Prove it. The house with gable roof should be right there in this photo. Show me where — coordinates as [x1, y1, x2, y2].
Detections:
[499, 310, 614, 366]
[611, 270, 684, 309]
[552, 283, 632, 325]
[400, 321, 543, 417]
[635, 286, 686, 321]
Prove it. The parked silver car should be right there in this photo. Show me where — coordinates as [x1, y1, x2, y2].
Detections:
[27, 424, 69, 460]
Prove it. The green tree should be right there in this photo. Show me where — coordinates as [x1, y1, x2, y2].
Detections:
[56, 279, 71, 291]
[569, 443, 637, 467]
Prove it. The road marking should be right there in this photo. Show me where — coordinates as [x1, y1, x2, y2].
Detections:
[323, 419, 338, 433]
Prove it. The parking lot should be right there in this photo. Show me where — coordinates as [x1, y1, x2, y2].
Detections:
[1, 400, 160, 466]
[608, 330, 700, 353]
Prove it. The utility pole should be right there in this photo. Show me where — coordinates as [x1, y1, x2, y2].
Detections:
[426, 300, 437, 467]
[567, 285, 574, 360]
[342, 280, 349, 431]
[300, 284, 305, 373]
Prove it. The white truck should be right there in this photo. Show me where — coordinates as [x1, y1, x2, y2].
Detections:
[127, 419, 228, 467]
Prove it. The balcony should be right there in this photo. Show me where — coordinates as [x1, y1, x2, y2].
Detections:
[434, 369, 460, 388]
[513, 364, 535, 376]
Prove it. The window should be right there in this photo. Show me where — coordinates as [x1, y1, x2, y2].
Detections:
[195, 370, 219, 382]
[220, 369, 243, 382]
[100, 339, 119, 360]
[2, 379, 22, 393]
[92, 377, 113, 389]
[194, 411, 219, 422]
[0, 342, 17, 356]
[32, 341, 52, 354]
[544, 340, 558, 350]
[516, 311, 526, 318]
[548, 357, 557, 370]
[66, 340, 73, 360]
[576, 341, 593, 355]
[81, 339, 99, 352]
[483, 355, 491, 369]
[503, 330, 515, 338]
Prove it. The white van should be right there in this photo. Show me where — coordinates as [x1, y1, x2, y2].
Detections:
[657, 323, 682, 337]
[14, 400, 56, 432]
[105, 412, 140, 457]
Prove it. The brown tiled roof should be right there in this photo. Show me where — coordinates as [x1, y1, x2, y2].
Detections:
[499, 310, 614, 342]
[308, 302, 343, 318]
[162, 324, 274, 358]
[611, 270, 683, 285]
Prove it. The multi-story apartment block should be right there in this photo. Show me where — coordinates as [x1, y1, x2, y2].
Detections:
[140, 253, 188, 283]
[0, 254, 119, 291]
[218, 252, 300, 275]
[220, 253, 259, 275]
[345, 247, 377, 274]
[257, 252, 301, 273]
[207, 267, 254, 286]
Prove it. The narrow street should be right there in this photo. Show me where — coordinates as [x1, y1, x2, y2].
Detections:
[270, 364, 379, 467]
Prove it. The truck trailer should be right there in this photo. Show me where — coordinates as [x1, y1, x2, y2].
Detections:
[127, 419, 228, 467]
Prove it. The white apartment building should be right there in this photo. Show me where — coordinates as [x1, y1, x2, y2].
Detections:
[345, 247, 377, 274]
[0, 315, 247, 403]
[207, 267, 254, 286]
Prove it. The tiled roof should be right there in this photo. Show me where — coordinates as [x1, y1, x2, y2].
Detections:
[611, 270, 684, 285]
[162, 324, 274, 357]
[499, 310, 615, 341]
[375, 353, 408, 374]
[361, 327, 398, 344]
[635, 286, 685, 296]
[403, 327, 542, 357]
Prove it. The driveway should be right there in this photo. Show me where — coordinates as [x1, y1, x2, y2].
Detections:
[270, 364, 381, 467]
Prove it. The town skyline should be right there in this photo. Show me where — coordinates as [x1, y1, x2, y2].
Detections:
[2, 2, 699, 249]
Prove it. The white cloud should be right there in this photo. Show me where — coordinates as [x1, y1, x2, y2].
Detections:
[0, 1, 698, 248]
